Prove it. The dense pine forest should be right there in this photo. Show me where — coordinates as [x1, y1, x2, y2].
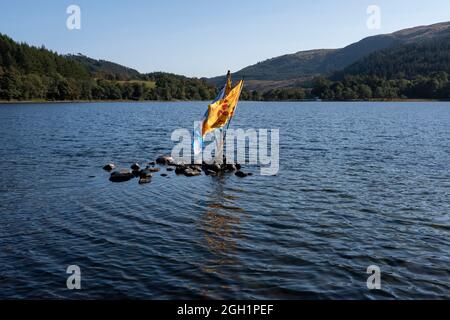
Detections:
[0, 34, 217, 101]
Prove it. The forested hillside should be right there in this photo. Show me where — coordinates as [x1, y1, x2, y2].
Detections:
[333, 36, 450, 80]
[66, 54, 140, 80]
[2, 19, 450, 103]
[209, 21, 450, 91]
[0, 34, 217, 101]
[312, 36, 450, 100]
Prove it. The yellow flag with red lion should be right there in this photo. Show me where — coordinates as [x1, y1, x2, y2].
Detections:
[202, 79, 244, 137]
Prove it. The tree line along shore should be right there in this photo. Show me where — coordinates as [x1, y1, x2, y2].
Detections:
[1, 33, 450, 102]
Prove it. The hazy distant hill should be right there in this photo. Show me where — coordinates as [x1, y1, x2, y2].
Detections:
[210, 21, 450, 90]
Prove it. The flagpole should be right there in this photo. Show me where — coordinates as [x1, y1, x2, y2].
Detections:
[213, 71, 231, 163]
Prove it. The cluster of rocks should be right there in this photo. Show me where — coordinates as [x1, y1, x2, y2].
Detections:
[103, 155, 252, 183]
[174, 161, 252, 177]
[104, 161, 161, 184]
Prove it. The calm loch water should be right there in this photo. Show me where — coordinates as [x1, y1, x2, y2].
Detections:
[0, 101, 449, 299]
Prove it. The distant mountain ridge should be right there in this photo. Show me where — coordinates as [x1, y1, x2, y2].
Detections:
[209, 21, 450, 90]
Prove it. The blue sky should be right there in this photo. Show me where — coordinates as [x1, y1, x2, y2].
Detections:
[0, 0, 449, 77]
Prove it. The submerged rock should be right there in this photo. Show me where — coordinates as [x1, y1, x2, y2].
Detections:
[235, 171, 248, 178]
[189, 164, 202, 171]
[202, 162, 221, 172]
[175, 164, 187, 174]
[184, 168, 201, 177]
[109, 170, 134, 182]
[139, 169, 153, 178]
[156, 155, 174, 165]
[148, 161, 156, 166]
[133, 170, 141, 178]
[103, 163, 116, 171]
[161, 173, 168, 177]
[138, 177, 151, 184]
[166, 167, 174, 172]
[205, 169, 217, 176]
[131, 163, 141, 171]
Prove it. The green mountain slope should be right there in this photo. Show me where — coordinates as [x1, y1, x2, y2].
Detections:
[233, 49, 336, 81]
[210, 21, 450, 90]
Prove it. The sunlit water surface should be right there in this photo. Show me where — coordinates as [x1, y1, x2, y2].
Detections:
[0, 101, 449, 299]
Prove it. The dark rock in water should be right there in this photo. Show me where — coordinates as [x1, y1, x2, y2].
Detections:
[225, 164, 236, 171]
[189, 164, 202, 171]
[146, 167, 160, 173]
[156, 155, 174, 165]
[161, 173, 168, 177]
[184, 168, 201, 177]
[203, 162, 221, 172]
[166, 167, 174, 172]
[148, 161, 156, 166]
[133, 170, 141, 178]
[131, 163, 140, 171]
[139, 177, 151, 184]
[103, 163, 116, 171]
[109, 170, 134, 182]
[175, 164, 187, 174]
[176, 164, 201, 175]
[235, 164, 242, 170]
[247, 172, 253, 176]
[235, 171, 247, 178]
[205, 169, 217, 176]
[139, 169, 153, 178]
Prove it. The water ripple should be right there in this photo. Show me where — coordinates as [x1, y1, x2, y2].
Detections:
[0, 101, 449, 299]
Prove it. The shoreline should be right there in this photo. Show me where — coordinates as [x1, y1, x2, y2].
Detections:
[0, 98, 446, 105]
[0, 99, 210, 105]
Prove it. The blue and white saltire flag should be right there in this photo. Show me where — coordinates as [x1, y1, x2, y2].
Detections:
[193, 121, 204, 156]
[193, 86, 226, 155]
